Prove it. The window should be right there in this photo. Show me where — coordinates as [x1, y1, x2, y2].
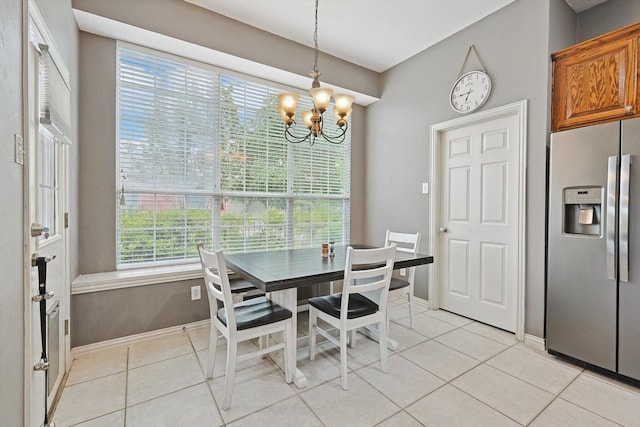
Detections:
[116, 45, 351, 268]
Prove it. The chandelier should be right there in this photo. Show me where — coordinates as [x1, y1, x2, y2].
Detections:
[277, 0, 354, 146]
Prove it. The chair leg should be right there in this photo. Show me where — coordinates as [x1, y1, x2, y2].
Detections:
[207, 325, 218, 379]
[222, 340, 237, 410]
[408, 292, 414, 330]
[340, 327, 349, 390]
[308, 308, 317, 360]
[378, 320, 389, 374]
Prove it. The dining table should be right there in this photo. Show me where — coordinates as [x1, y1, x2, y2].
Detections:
[224, 243, 434, 388]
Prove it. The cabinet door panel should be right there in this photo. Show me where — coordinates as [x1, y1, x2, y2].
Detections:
[553, 37, 637, 131]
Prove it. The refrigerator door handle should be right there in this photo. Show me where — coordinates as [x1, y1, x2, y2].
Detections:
[620, 154, 631, 282]
[607, 156, 617, 281]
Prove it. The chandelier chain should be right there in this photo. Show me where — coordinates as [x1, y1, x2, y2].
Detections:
[277, 0, 354, 146]
[313, 0, 319, 74]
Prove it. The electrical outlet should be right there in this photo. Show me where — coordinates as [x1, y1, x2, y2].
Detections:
[400, 268, 407, 276]
[191, 285, 201, 300]
[15, 134, 24, 165]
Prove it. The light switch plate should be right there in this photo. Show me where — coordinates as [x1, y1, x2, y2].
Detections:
[422, 182, 429, 194]
[191, 285, 201, 300]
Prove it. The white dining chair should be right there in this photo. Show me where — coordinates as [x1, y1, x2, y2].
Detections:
[385, 230, 421, 329]
[197, 244, 294, 409]
[308, 245, 396, 390]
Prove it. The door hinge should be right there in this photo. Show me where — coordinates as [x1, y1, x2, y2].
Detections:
[65, 319, 69, 336]
[64, 212, 69, 229]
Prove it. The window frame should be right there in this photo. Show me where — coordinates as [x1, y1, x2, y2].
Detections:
[115, 42, 351, 269]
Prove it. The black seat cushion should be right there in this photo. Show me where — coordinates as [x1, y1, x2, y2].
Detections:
[308, 293, 378, 319]
[389, 277, 410, 291]
[218, 296, 292, 330]
[229, 278, 260, 294]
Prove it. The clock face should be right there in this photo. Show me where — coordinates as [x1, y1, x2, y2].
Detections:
[449, 71, 492, 113]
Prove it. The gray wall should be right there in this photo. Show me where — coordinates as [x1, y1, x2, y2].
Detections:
[72, 279, 209, 346]
[78, 32, 117, 273]
[365, 0, 553, 337]
[577, 0, 640, 42]
[360, 0, 640, 338]
[0, 1, 26, 424]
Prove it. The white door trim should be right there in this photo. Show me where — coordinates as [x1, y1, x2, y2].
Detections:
[428, 100, 527, 341]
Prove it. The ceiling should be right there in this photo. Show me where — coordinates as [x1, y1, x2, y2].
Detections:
[186, 0, 608, 73]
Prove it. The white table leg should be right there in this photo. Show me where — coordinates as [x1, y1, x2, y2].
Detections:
[361, 325, 398, 351]
[269, 287, 307, 389]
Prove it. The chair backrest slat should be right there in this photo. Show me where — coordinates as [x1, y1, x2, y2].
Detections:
[341, 246, 396, 315]
[198, 244, 236, 330]
[385, 230, 421, 283]
[385, 230, 421, 254]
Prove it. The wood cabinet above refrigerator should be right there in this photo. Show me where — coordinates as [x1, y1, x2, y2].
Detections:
[551, 22, 640, 132]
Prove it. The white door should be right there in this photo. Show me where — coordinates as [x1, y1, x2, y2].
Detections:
[26, 22, 70, 425]
[438, 112, 520, 332]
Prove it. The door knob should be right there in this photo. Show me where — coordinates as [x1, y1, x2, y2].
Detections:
[31, 223, 50, 238]
[439, 227, 448, 233]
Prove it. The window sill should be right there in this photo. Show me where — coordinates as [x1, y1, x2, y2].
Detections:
[71, 263, 205, 295]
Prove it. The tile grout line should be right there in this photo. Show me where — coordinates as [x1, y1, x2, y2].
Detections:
[123, 346, 129, 426]
[373, 409, 427, 427]
[546, 372, 628, 426]
[185, 328, 226, 424]
[523, 370, 585, 426]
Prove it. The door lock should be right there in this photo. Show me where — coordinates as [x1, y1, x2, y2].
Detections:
[33, 358, 50, 371]
[32, 291, 55, 302]
[439, 227, 448, 233]
[31, 253, 56, 267]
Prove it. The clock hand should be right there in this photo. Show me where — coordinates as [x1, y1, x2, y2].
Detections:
[465, 89, 473, 102]
[458, 90, 472, 98]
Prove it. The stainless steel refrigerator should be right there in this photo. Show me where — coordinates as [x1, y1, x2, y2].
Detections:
[547, 117, 640, 381]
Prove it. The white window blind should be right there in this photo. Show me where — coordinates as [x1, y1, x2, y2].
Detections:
[38, 44, 72, 145]
[116, 45, 350, 268]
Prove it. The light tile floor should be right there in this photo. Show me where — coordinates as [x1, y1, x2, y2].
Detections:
[53, 297, 640, 426]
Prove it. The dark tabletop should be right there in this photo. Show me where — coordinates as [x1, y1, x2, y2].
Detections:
[224, 244, 434, 293]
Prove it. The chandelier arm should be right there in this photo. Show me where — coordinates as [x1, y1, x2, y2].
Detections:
[284, 123, 314, 144]
[318, 118, 348, 144]
[319, 125, 347, 144]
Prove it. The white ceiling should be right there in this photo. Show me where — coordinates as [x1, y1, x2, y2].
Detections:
[185, 0, 608, 73]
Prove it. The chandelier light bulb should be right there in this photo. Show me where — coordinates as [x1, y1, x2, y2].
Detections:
[301, 110, 314, 129]
[278, 93, 299, 114]
[310, 87, 333, 111]
[333, 94, 354, 113]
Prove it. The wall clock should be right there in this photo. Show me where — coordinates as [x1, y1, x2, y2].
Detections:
[449, 70, 492, 114]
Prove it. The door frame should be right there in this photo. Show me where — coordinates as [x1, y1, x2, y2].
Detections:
[428, 100, 527, 340]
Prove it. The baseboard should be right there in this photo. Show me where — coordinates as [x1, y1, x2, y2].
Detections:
[412, 296, 429, 307]
[524, 333, 545, 349]
[71, 319, 210, 357]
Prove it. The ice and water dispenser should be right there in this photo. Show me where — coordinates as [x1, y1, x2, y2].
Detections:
[563, 187, 602, 236]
